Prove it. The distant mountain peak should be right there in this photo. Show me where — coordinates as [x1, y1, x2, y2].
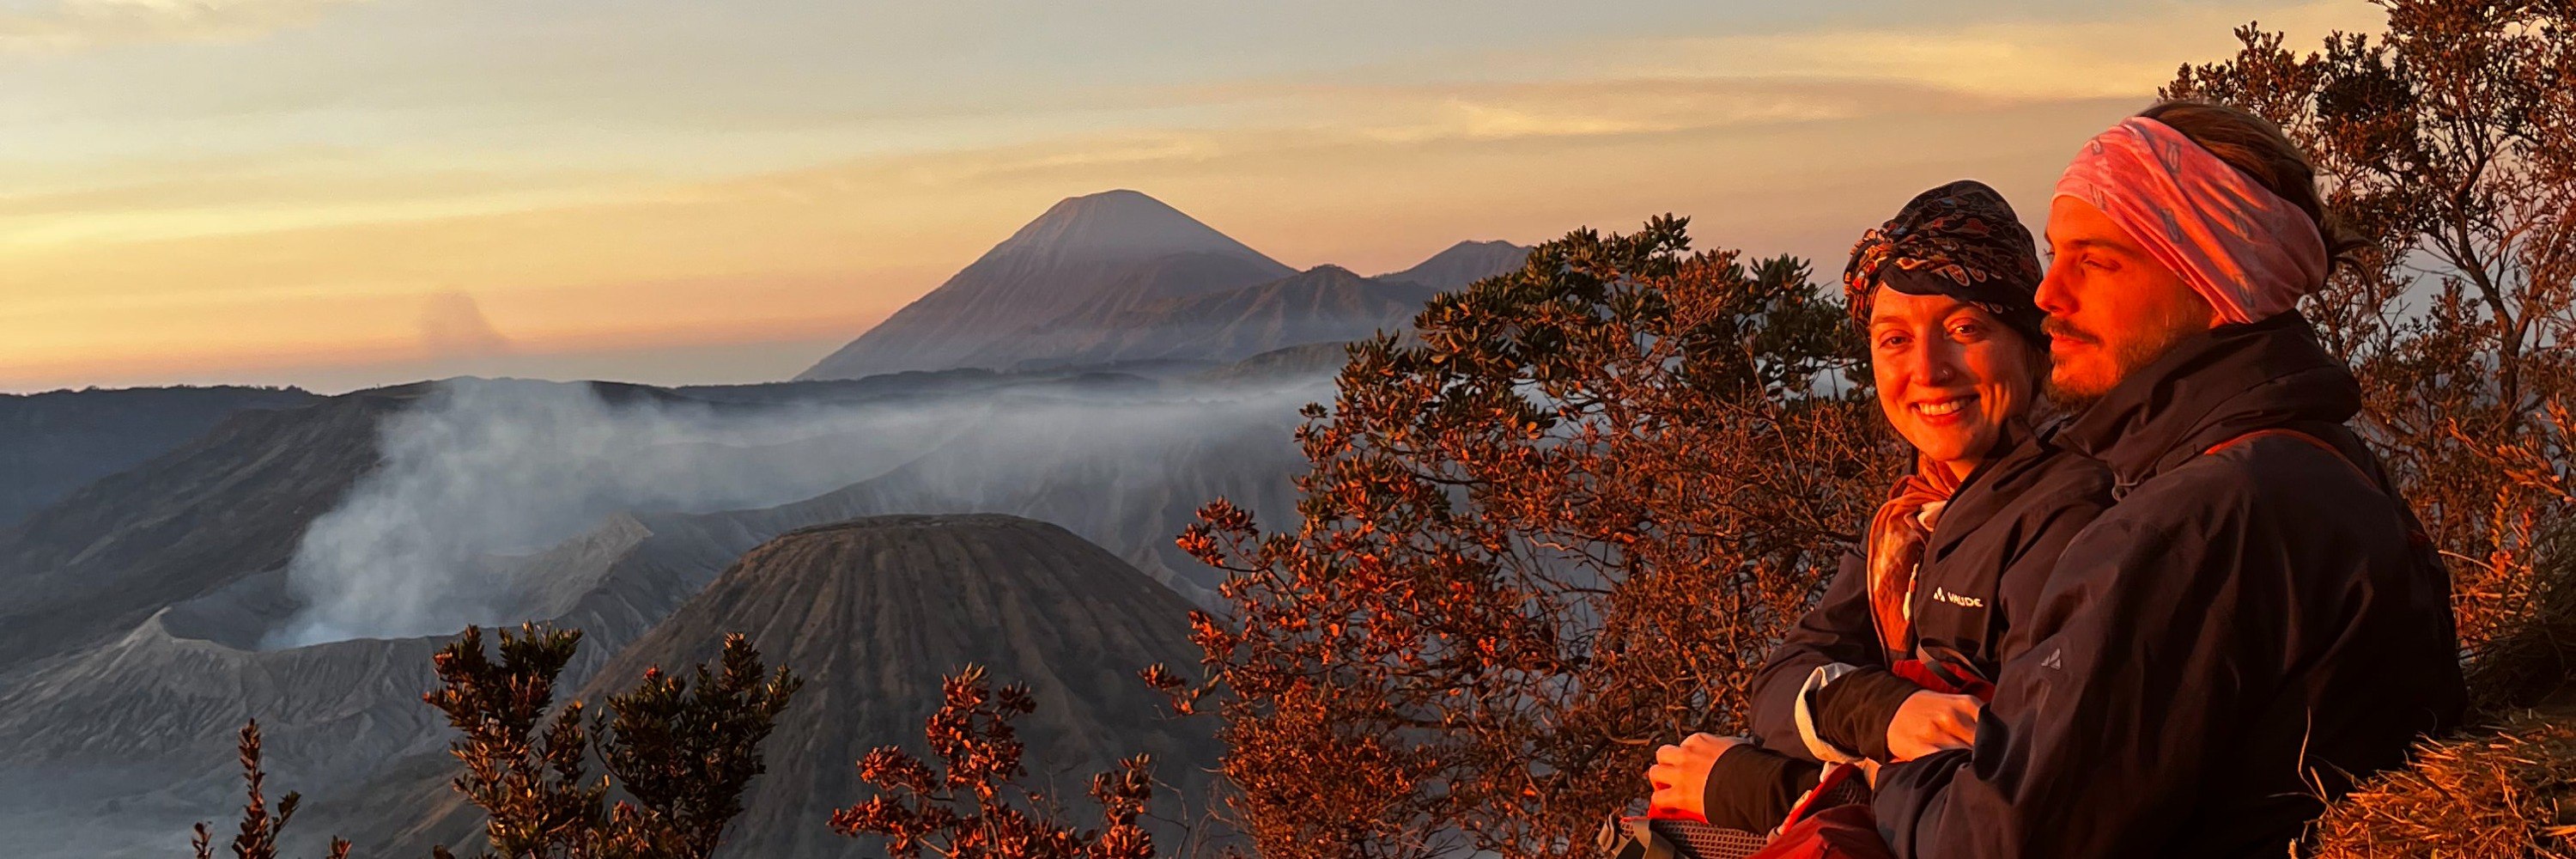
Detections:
[997, 189, 1277, 265]
[1018, 189, 1176, 228]
[1411, 238, 1527, 265]
[1380, 239, 1531, 292]
[795, 190, 1291, 381]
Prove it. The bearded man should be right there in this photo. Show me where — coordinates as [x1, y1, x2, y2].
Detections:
[1866, 101, 2467, 857]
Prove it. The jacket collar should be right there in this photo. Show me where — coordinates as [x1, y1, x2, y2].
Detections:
[2057, 312, 2362, 490]
[1923, 420, 2034, 557]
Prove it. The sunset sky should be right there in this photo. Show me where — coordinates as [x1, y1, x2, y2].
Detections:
[0, 0, 2382, 393]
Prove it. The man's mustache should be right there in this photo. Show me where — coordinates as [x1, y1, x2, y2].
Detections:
[2044, 317, 2099, 344]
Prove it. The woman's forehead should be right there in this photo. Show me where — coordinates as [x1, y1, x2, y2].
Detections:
[1868, 289, 1983, 324]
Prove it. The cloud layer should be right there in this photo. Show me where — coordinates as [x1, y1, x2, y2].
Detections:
[0, 0, 361, 52]
[0, 0, 2388, 392]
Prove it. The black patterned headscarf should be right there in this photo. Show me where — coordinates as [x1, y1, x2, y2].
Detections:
[1844, 180, 2046, 344]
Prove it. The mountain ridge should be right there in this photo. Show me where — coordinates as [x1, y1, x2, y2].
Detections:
[968, 264, 1437, 369]
[1379, 239, 1529, 291]
[0, 386, 323, 529]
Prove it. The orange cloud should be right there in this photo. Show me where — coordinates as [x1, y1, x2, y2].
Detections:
[1606, 0, 2385, 101]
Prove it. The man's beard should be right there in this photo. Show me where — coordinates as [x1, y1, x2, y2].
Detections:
[2044, 379, 2103, 415]
[2041, 317, 2110, 413]
[2040, 316, 2196, 416]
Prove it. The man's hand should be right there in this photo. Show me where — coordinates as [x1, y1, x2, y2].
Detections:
[1885, 691, 1980, 761]
[1645, 733, 1745, 821]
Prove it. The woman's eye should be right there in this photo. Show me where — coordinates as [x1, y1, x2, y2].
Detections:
[2082, 254, 2116, 271]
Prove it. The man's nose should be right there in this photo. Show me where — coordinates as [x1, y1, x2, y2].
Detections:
[2035, 260, 2076, 317]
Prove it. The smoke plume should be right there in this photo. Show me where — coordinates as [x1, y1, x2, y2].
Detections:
[263, 374, 1315, 648]
[418, 291, 513, 359]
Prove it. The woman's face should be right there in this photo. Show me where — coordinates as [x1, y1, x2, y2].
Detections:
[1868, 289, 2038, 479]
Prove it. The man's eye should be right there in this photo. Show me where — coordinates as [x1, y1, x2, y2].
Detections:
[2083, 254, 2116, 271]
[1877, 333, 1910, 350]
[1949, 321, 1985, 339]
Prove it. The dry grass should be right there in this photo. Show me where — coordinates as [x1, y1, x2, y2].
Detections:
[2311, 708, 2576, 858]
[2313, 527, 2576, 857]
[2465, 527, 2576, 718]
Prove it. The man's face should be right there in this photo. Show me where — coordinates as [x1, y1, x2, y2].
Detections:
[2036, 197, 2219, 406]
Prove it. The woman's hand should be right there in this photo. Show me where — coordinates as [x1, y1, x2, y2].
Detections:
[1645, 733, 1745, 821]
[1884, 691, 1980, 761]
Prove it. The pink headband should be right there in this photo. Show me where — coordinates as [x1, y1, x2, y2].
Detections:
[2052, 117, 2330, 324]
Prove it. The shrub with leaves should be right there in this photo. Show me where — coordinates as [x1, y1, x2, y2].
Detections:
[425, 624, 606, 859]
[2166, 0, 2576, 650]
[190, 720, 351, 859]
[2465, 521, 2576, 714]
[597, 633, 804, 858]
[830, 665, 1157, 859]
[424, 624, 799, 859]
[1152, 217, 1887, 857]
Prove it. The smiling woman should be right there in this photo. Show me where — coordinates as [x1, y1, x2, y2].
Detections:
[1868, 290, 2040, 481]
[1664, 180, 2114, 849]
[1848, 180, 2051, 482]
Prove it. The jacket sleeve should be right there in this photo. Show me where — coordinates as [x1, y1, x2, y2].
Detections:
[1868, 472, 2277, 858]
[1747, 548, 1884, 759]
[1702, 745, 1822, 832]
[1849, 472, 2110, 790]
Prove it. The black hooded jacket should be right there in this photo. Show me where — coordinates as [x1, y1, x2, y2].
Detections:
[1696, 419, 2111, 832]
[1869, 314, 2467, 857]
[1746, 424, 2113, 758]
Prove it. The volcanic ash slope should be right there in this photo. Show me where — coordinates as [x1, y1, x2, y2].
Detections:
[368, 514, 1222, 858]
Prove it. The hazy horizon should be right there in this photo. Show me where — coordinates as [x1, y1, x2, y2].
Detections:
[0, 0, 2384, 393]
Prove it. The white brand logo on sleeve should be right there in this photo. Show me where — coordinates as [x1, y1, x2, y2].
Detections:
[1930, 586, 1986, 609]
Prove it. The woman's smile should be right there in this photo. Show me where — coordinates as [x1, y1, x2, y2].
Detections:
[1912, 394, 1978, 421]
[1870, 290, 2041, 480]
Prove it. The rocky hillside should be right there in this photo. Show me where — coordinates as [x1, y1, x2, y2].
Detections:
[0, 365, 1320, 857]
[343, 515, 1223, 858]
[0, 388, 404, 674]
[0, 385, 321, 528]
[0, 509, 690, 859]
